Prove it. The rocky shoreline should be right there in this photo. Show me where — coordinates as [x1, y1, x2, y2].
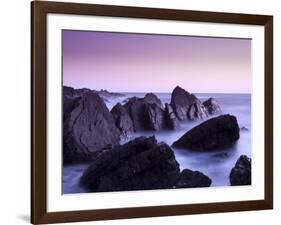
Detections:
[63, 85, 251, 192]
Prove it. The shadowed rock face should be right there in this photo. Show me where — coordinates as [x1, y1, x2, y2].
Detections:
[80, 136, 180, 192]
[63, 92, 120, 164]
[170, 86, 198, 121]
[111, 103, 134, 137]
[143, 93, 163, 109]
[230, 155, 251, 186]
[80, 136, 212, 192]
[172, 115, 240, 151]
[176, 169, 212, 188]
[203, 98, 222, 115]
[188, 101, 208, 121]
[164, 103, 180, 130]
[124, 97, 165, 131]
[170, 86, 208, 121]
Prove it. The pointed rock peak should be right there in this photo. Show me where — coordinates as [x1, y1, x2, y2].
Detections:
[172, 86, 190, 95]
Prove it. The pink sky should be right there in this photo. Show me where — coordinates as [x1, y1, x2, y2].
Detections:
[63, 30, 251, 93]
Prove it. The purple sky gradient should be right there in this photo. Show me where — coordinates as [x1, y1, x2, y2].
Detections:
[63, 30, 251, 93]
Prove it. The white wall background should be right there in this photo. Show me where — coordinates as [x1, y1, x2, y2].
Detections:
[0, 0, 279, 224]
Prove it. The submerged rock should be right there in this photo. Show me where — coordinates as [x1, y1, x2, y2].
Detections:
[63, 92, 120, 164]
[176, 169, 211, 188]
[80, 136, 212, 192]
[170, 86, 198, 121]
[80, 136, 180, 192]
[229, 155, 251, 186]
[111, 103, 134, 136]
[172, 115, 240, 151]
[203, 98, 222, 115]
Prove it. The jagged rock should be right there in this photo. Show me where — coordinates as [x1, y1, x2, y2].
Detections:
[176, 169, 212, 188]
[124, 97, 165, 131]
[203, 98, 222, 115]
[111, 103, 134, 136]
[170, 86, 203, 121]
[143, 93, 163, 109]
[230, 155, 251, 186]
[172, 115, 240, 151]
[63, 92, 120, 164]
[188, 101, 208, 120]
[164, 103, 179, 129]
[80, 136, 212, 192]
[80, 136, 180, 192]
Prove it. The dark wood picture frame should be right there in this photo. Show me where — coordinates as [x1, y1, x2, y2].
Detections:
[31, 1, 273, 224]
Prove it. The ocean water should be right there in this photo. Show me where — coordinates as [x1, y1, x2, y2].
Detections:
[63, 93, 251, 193]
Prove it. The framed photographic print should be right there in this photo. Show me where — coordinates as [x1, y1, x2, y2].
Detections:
[31, 1, 273, 224]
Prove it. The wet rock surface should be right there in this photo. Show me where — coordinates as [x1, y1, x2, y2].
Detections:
[172, 115, 240, 151]
[203, 98, 222, 115]
[63, 91, 120, 164]
[229, 155, 251, 186]
[80, 136, 212, 192]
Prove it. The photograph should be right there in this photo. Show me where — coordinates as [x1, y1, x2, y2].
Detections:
[62, 30, 252, 194]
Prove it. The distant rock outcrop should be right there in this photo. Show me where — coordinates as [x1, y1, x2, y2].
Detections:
[143, 93, 163, 109]
[124, 96, 165, 131]
[80, 136, 212, 192]
[172, 115, 240, 151]
[188, 101, 208, 120]
[170, 86, 208, 121]
[203, 98, 222, 115]
[229, 155, 251, 186]
[111, 103, 134, 136]
[63, 92, 120, 164]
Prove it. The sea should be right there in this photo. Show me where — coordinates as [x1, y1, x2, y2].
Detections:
[63, 93, 251, 194]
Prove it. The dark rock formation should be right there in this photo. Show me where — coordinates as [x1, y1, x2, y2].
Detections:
[170, 86, 208, 121]
[176, 169, 212, 188]
[172, 115, 240, 151]
[229, 155, 251, 186]
[80, 136, 180, 192]
[124, 97, 165, 131]
[164, 103, 179, 129]
[170, 86, 198, 121]
[63, 92, 120, 164]
[203, 98, 222, 115]
[143, 93, 163, 109]
[188, 101, 208, 120]
[111, 103, 134, 136]
[80, 136, 212, 192]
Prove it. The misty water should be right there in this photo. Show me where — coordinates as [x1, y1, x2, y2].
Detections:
[63, 93, 251, 194]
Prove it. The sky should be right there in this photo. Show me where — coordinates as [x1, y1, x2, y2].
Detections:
[63, 30, 251, 93]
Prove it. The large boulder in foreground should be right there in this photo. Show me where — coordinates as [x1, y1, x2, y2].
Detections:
[229, 155, 251, 186]
[63, 92, 120, 164]
[203, 98, 222, 115]
[80, 136, 212, 192]
[176, 169, 212, 188]
[111, 103, 134, 137]
[124, 96, 165, 131]
[172, 115, 240, 151]
[80, 136, 180, 192]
